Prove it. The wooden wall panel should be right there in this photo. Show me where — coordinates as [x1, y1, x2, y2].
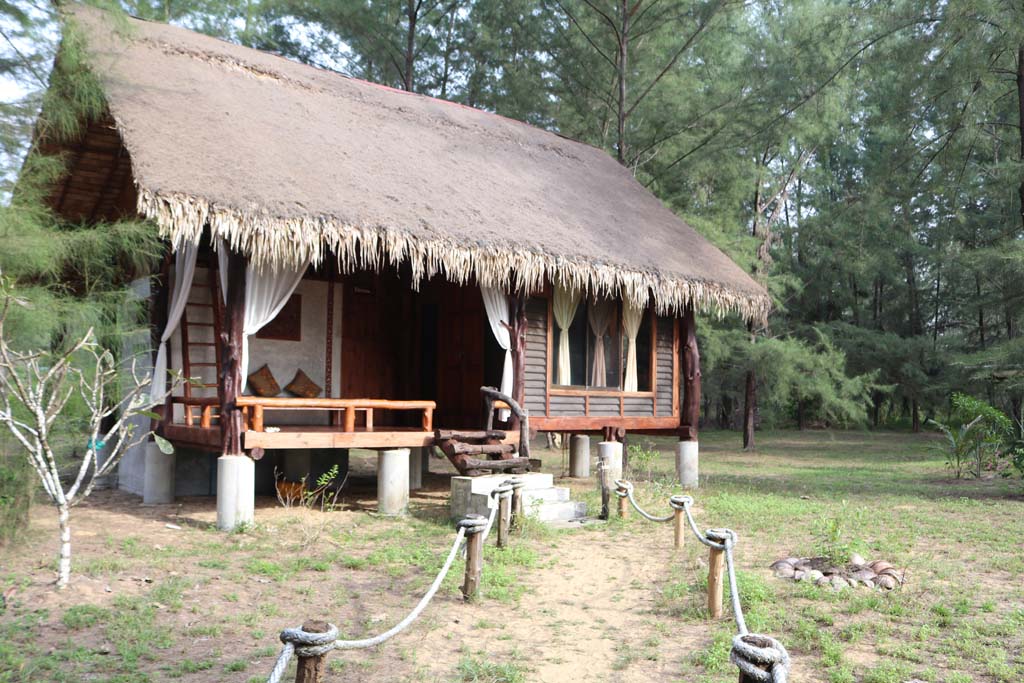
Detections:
[524, 298, 548, 415]
[549, 394, 585, 416]
[656, 315, 675, 417]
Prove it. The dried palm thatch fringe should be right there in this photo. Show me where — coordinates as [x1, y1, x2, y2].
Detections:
[139, 187, 772, 323]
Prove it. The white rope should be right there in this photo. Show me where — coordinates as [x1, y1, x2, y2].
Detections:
[266, 521, 472, 683]
[613, 479, 674, 523]
[615, 481, 792, 683]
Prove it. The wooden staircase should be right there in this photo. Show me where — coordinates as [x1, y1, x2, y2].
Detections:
[435, 387, 533, 476]
[435, 429, 530, 476]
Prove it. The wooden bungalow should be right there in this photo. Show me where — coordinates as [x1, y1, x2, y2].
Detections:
[45, 7, 769, 528]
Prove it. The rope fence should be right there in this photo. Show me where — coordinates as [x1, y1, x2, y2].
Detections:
[264, 480, 516, 683]
[614, 479, 791, 683]
[262, 474, 789, 683]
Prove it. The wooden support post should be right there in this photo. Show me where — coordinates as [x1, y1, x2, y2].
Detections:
[707, 542, 725, 619]
[673, 508, 685, 550]
[251, 405, 264, 432]
[200, 405, 212, 429]
[598, 455, 610, 521]
[617, 485, 628, 519]
[343, 406, 355, 432]
[681, 303, 702, 439]
[497, 493, 511, 548]
[422, 406, 433, 431]
[220, 250, 247, 457]
[462, 520, 484, 601]
[509, 294, 528, 432]
[294, 619, 330, 683]
[510, 484, 523, 530]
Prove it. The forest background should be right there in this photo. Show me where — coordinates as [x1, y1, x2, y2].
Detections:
[4, 0, 1024, 451]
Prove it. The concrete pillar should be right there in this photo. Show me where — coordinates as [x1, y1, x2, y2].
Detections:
[409, 447, 424, 491]
[677, 440, 699, 488]
[216, 455, 255, 530]
[597, 441, 623, 484]
[142, 441, 175, 504]
[569, 434, 590, 478]
[377, 448, 410, 515]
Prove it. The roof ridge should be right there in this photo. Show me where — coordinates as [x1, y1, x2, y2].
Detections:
[114, 7, 600, 156]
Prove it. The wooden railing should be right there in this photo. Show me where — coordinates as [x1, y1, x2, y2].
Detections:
[170, 396, 220, 428]
[234, 396, 436, 433]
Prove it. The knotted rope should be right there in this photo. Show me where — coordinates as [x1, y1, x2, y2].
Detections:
[266, 516, 475, 683]
[616, 480, 792, 683]
[731, 634, 790, 683]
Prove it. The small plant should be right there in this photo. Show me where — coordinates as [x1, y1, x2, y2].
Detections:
[274, 464, 345, 512]
[931, 393, 1024, 479]
[626, 439, 659, 481]
[929, 415, 985, 479]
[811, 501, 866, 566]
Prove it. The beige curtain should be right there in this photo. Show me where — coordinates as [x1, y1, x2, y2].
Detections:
[553, 284, 581, 385]
[481, 286, 512, 421]
[218, 242, 311, 390]
[587, 298, 614, 387]
[622, 300, 644, 392]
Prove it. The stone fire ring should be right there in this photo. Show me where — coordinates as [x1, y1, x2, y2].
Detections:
[769, 554, 905, 591]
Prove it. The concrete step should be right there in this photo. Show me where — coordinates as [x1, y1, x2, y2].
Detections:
[522, 486, 570, 505]
[528, 500, 587, 522]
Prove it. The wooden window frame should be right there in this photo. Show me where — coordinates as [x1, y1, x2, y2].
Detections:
[545, 295, 658, 400]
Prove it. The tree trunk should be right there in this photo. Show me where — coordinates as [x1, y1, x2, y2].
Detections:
[57, 503, 71, 589]
[796, 399, 805, 431]
[911, 399, 920, 433]
[1016, 45, 1024, 232]
[404, 0, 417, 92]
[615, 0, 629, 165]
[976, 273, 985, 349]
[742, 369, 756, 450]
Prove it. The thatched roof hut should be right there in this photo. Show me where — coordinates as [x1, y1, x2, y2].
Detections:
[62, 5, 769, 321]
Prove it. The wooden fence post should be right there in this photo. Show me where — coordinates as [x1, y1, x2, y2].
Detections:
[497, 491, 511, 548]
[707, 538, 725, 620]
[673, 507, 684, 550]
[461, 516, 485, 601]
[510, 481, 523, 530]
[616, 484, 628, 519]
[294, 620, 330, 683]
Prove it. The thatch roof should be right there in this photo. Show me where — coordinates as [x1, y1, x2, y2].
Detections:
[67, 5, 769, 321]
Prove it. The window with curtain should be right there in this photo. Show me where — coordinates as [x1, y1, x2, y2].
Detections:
[551, 296, 622, 388]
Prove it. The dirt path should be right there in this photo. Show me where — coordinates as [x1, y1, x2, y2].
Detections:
[414, 525, 712, 682]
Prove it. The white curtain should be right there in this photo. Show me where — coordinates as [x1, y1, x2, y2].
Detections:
[552, 284, 581, 385]
[481, 286, 512, 422]
[587, 298, 614, 387]
[149, 242, 198, 403]
[622, 300, 644, 392]
[218, 244, 310, 390]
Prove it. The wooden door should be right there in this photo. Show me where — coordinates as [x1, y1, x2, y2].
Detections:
[341, 273, 397, 401]
[435, 283, 485, 427]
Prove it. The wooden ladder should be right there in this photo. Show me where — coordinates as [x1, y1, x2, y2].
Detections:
[180, 266, 224, 427]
